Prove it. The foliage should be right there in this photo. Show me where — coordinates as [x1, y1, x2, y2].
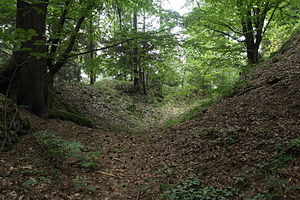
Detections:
[73, 176, 97, 192]
[277, 24, 300, 54]
[163, 178, 239, 200]
[21, 176, 51, 187]
[251, 138, 300, 199]
[34, 131, 100, 168]
[259, 138, 300, 171]
[262, 22, 300, 57]
[185, 0, 299, 62]
[182, 0, 299, 96]
[183, 1, 244, 98]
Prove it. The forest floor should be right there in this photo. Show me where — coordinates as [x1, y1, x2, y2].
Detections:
[1, 35, 300, 199]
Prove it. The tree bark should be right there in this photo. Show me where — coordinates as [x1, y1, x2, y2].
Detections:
[238, 2, 274, 64]
[241, 8, 259, 64]
[8, 0, 49, 118]
[132, 12, 140, 91]
[89, 19, 96, 85]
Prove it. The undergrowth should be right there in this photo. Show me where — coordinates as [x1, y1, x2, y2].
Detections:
[162, 178, 240, 200]
[34, 131, 100, 168]
[260, 137, 300, 172]
[162, 137, 300, 200]
[252, 138, 300, 199]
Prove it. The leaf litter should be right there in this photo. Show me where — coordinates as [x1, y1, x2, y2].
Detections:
[0, 35, 300, 199]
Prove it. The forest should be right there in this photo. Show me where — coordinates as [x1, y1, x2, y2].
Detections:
[0, 0, 299, 199]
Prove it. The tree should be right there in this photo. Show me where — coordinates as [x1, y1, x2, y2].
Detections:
[7, 0, 49, 118]
[96, 4, 181, 94]
[0, 0, 181, 117]
[47, 0, 94, 86]
[187, 0, 297, 64]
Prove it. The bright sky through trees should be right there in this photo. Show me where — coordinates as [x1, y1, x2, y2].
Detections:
[163, 0, 189, 15]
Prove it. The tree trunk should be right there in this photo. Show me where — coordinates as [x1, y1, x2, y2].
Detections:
[132, 12, 140, 91]
[245, 46, 259, 64]
[241, 9, 258, 64]
[8, 0, 49, 118]
[142, 70, 147, 95]
[142, 11, 147, 95]
[238, 3, 270, 64]
[89, 19, 96, 85]
[76, 57, 83, 83]
[90, 73, 96, 85]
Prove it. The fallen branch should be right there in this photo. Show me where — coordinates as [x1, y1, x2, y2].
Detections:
[98, 171, 131, 183]
[113, 157, 126, 164]
[98, 171, 119, 178]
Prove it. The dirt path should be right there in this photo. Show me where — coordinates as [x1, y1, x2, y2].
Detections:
[1, 33, 300, 200]
[1, 112, 173, 199]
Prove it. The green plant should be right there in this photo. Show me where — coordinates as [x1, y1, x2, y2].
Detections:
[244, 193, 268, 200]
[234, 174, 247, 184]
[162, 178, 239, 200]
[254, 138, 300, 199]
[21, 178, 38, 187]
[34, 131, 100, 168]
[20, 169, 48, 176]
[21, 176, 51, 187]
[264, 177, 288, 199]
[73, 176, 96, 192]
[34, 132, 67, 160]
[265, 138, 300, 171]
[224, 136, 237, 144]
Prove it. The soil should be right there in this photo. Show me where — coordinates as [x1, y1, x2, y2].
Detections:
[0, 35, 299, 199]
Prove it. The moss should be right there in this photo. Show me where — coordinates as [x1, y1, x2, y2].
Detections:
[49, 94, 93, 128]
[50, 109, 92, 128]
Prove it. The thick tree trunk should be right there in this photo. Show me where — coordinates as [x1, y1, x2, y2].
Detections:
[238, 2, 271, 64]
[8, 0, 49, 118]
[241, 9, 259, 64]
[246, 46, 259, 64]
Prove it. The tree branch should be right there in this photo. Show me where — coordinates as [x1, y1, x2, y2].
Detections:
[47, 0, 72, 65]
[67, 38, 135, 58]
[49, 16, 85, 76]
[262, 1, 280, 36]
[203, 24, 243, 42]
[67, 27, 175, 58]
[206, 19, 243, 35]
